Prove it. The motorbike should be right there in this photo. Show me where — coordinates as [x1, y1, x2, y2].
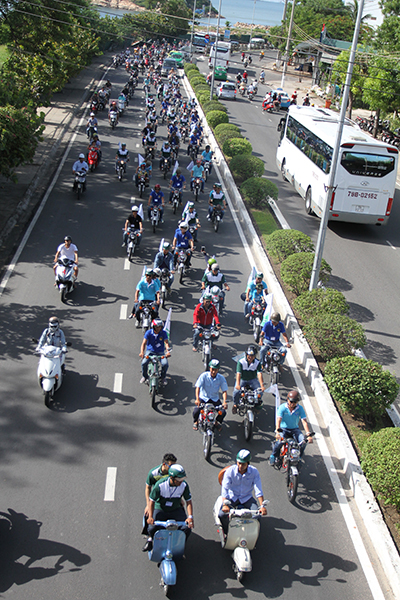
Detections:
[88, 148, 99, 172]
[109, 111, 118, 128]
[259, 75, 265, 84]
[210, 204, 223, 232]
[180, 124, 189, 142]
[160, 157, 171, 180]
[126, 227, 141, 260]
[146, 519, 188, 596]
[189, 145, 198, 162]
[192, 177, 201, 202]
[188, 222, 198, 242]
[55, 258, 76, 303]
[34, 342, 71, 408]
[239, 84, 247, 96]
[248, 301, 265, 343]
[213, 496, 268, 582]
[118, 96, 126, 115]
[116, 158, 127, 181]
[262, 343, 287, 385]
[73, 170, 86, 200]
[159, 268, 172, 309]
[175, 249, 190, 284]
[170, 189, 181, 214]
[86, 125, 98, 141]
[137, 173, 148, 198]
[203, 160, 211, 181]
[196, 325, 220, 368]
[138, 301, 154, 332]
[198, 402, 223, 460]
[145, 143, 156, 160]
[236, 385, 263, 441]
[146, 354, 165, 408]
[202, 285, 225, 316]
[273, 429, 315, 503]
[150, 205, 162, 233]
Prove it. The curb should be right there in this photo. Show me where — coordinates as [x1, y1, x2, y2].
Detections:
[182, 72, 400, 598]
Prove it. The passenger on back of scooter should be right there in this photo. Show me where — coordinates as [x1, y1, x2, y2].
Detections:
[128, 269, 160, 325]
[143, 464, 194, 552]
[232, 346, 264, 414]
[54, 236, 79, 280]
[122, 204, 143, 247]
[259, 312, 291, 367]
[139, 318, 171, 385]
[244, 272, 267, 317]
[219, 449, 267, 534]
[88, 134, 102, 161]
[36, 317, 67, 372]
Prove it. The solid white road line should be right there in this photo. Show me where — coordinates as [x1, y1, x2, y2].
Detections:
[124, 258, 130, 270]
[120, 304, 128, 320]
[113, 373, 123, 394]
[104, 467, 117, 501]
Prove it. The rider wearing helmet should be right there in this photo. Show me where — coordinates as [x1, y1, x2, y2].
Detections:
[218, 449, 267, 534]
[259, 311, 291, 367]
[193, 359, 228, 430]
[192, 293, 221, 351]
[115, 142, 130, 174]
[148, 183, 165, 222]
[153, 241, 175, 289]
[72, 154, 88, 190]
[190, 157, 205, 193]
[201, 262, 230, 308]
[208, 182, 226, 220]
[36, 316, 68, 372]
[169, 169, 186, 204]
[123, 203, 143, 246]
[244, 272, 268, 317]
[232, 345, 265, 413]
[129, 268, 160, 324]
[143, 463, 194, 552]
[270, 390, 313, 465]
[54, 235, 79, 280]
[172, 222, 194, 267]
[139, 318, 171, 385]
[201, 144, 214, 174]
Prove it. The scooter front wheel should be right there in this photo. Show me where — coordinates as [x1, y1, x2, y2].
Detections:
[236, 570, 244, 582]
[244, 413, 253, 441]
[203, 432, 211, 461]
[44, 391, 51, 408]
[60, 287, 67, 304]
[287, 467, 298, 503]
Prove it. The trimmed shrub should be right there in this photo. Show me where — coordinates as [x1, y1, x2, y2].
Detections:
[240, 177, 278, 208]
[222, 138, 252, 157]
[206, 110, 229, 129]
[229, 154, 264, 181]
[197, 91, 211, 105]
[304, 314, 366, 362]
[362, 428, 400, 509]
[294, 288, 349, 321]
[265, 229, 314, 262]
[216, 130, 243, 146]
[214, 123, 242, 136]
[184, 63, 198, 74]
[190, 76, 207, 87]
[280, 252, 331, 295]
[326, 357, 399, 425]
[202, 100, 228, 113]
[193, 84, 210, 96]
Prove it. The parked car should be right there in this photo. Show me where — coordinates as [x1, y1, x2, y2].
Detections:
[161, 58, 178, 76]
[216, 81, 236, 100]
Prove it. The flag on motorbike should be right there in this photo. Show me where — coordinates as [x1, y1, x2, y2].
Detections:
[172, 160, 179, 175]
[186, 161, 194, 171]
[265, 382, 280, 417]
[247, 266, 257, 289]
[159, 238, 165, 252]
[261, 293, 273, 326]
[138, 203, 144, 219]
[164, 307, 172, 341]
[138, 153, 145, 166]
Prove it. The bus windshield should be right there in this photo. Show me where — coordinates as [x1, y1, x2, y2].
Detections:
[341, 151, 396, 177]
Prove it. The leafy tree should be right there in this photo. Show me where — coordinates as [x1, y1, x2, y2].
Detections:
[363, 55, 400, 117]
[0, 105, 44, 180]
[331, 49, 369, 117]
[265, 229, 314, 263]
[362, 428, 400, 509]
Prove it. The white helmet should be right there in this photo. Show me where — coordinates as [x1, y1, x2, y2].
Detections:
[131, 205, 139, 212]
[79, 153, 85, 159]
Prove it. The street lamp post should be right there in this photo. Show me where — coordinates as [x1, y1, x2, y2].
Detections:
[249, 0, 257, 51]
[209, 0, 222, 100]
[189, 0, 197, 61]
[280, 0, 295, 89]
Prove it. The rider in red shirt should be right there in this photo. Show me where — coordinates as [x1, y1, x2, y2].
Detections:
[192, 294, 221, 351]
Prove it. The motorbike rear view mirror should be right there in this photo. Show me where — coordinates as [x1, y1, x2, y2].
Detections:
[32, 338, 39, 343]
[240, 292, 246, 301]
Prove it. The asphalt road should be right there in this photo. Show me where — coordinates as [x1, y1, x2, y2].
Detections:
[0, 60, 381, 599]
[203, 51, 400, 391]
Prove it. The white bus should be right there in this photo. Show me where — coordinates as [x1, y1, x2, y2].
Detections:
[209, 41, 231, 68]
[276, 106, 399, 225]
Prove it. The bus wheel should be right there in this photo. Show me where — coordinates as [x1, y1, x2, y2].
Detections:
[305, 187, 314, 215]
[281, 159, 287, 181]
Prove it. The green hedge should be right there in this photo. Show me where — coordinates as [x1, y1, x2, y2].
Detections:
[193, 84, 210, 95]
[229, 154, 264, 180]
[294, 288, 349, 321]
[184, 63, 199, 75]
[202, 100, 228, 114]
[304, 314, 366, 362]
[280, 252, 331, 295]
[325, 356, 399, 425]
[190, 75, 207, 87]
[362, 428, 400, 509]
[206, 110, 229, 129]
[264, 229, 314, 263]
[240, 177, 278, 208]
[222, 138, 252, 157]
[216, 129, 243, 145]
[214, 123, 242, 136]
[198, 91, 212, 104]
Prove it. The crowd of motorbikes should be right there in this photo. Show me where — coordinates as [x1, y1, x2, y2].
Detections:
[33, 40, 318, 595]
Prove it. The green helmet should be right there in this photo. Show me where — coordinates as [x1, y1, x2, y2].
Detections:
[208, 258, 217, 267]
[168, 464, 186, 479]
[236, 449, 252, 463]
[209, 359, 220, 369]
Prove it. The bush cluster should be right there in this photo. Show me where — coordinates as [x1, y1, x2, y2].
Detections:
[240, 177, 278, 208]
[229, 155, 264, 181]
[202, 101, 228, 114]
[304, 313, 366, 362]
[280, 252, 331, 295]
[265, 229, 314, 262]
[325, 356, 399, 424]
[222, 138, 252, 157]
[294, 288, 349, 321]
[362, 428, 400, 509]
[206, 110, 229, 129]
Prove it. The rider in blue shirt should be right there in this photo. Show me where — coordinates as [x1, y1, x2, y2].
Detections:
[148, 184, 165, 221]
[270, 390, 313, 464]
[259, 311, 291, 366]
[169, 170, 186, 203]
[172, 223, 194, 267]
[139, 318, 171, 384]
[191, 159, 205, 193]
[201, 145, 213, 175]
[193, 359, 228, 430]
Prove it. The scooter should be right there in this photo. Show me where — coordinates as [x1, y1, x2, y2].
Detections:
[73, 170, 86, 200]
[195, 325, 220, 368]
[150, 205, 162, 233]
[262, 341, 287, 385]
[88, 148, 99, 172]
[170, 189, 180, 214]
[33, 341, 71, 408]
[55, 258, 76, 303]
[175, 249, 190, 284]
[147, 519, 187, 596]
[213, 496, 268, 582]
[236, 385, 263, 441]
[126, 226, 141, 260]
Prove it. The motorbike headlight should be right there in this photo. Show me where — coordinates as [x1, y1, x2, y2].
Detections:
[207, 412, 215, 421]
[239, 539, 247, 548]
[291, 448, 300, 459]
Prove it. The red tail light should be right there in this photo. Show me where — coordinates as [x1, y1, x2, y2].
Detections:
[386, 197, 393, 216]
[329, 191, 335, 211]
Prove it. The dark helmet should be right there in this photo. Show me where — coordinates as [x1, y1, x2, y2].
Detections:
[287, 390, 300, 403]
[236, 449, 251, 463]
[246, 345, 257, 357]
[271, 312, 281, 323]
[64, 236, 72, 242]
[48, 316, 60, 332]
[209, 359, 220, 369]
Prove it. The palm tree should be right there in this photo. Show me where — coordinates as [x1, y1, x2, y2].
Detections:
[345, 0, 373, 25]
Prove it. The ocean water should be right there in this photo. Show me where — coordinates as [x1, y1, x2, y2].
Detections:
[97, 0, 284, 28]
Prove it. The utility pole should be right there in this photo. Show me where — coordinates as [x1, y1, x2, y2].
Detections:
[277, 0, 289, 63]
[190, 0, 197, 60]
[309, 0, 365, 290]
[209, 0, 222, 100]
[280, 0, 296, 89]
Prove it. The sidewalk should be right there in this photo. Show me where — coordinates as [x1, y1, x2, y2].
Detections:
[0, 52, 113, 278]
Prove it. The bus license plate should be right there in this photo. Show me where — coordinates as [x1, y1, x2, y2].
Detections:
[352, 204, 367, 213]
